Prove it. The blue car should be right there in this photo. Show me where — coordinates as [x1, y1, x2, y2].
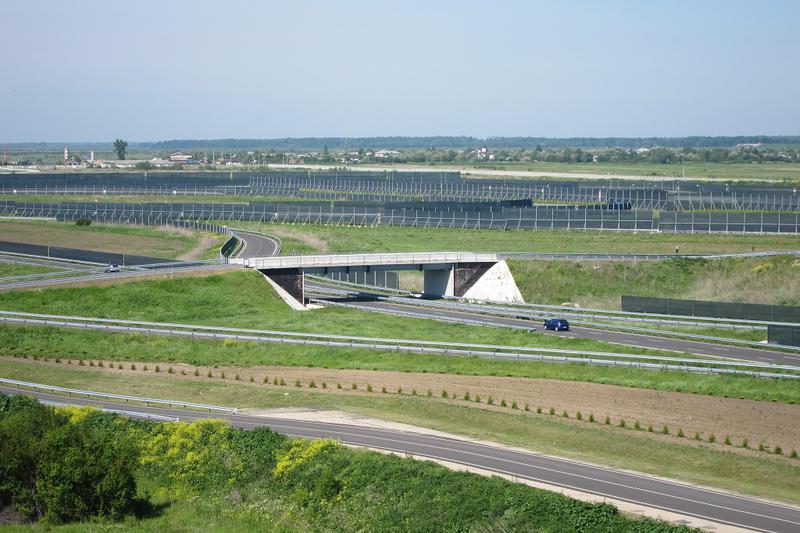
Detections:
[544, 318, 570, 331]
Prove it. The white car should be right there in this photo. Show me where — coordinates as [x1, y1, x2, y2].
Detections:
[104, 264, 120, 273]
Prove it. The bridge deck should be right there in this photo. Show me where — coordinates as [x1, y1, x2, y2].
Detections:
[233, 252, 499, 271]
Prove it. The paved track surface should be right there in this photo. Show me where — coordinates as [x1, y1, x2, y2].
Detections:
[235, 231, 281, 258]
[2, 385, 798, 533]
[330, 298, 800, 366]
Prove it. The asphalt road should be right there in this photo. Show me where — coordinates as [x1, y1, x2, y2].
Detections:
[336, 299, 800, 366]
[234, 231, 281, 258]
[3, 386, 798, 533]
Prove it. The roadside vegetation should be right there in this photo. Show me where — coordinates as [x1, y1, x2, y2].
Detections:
[232, 221, 800, 256]
[0, 262, 61, 278]
[0, 220, 212, 260]
[0, 392, 691, 532]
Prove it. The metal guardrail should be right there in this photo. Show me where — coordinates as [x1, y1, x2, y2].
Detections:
[1, 311, 798, 378]
[0, 377, 238, 413]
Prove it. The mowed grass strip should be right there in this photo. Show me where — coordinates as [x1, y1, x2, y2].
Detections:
[3, 359, 798, 506]
[0, 262, 62, 278]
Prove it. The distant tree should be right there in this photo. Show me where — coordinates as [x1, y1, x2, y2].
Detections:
[134, 161, 153, 170]
[113, 139, 128, 160]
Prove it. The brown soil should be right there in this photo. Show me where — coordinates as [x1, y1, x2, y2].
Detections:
[269, 227, 329, 253]
[177, 235, 219, 260]
[19, 356, 800, 457]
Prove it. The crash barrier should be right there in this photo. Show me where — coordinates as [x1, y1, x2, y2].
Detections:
[622, 295, 800, 323]
[768, 325, 800, 347]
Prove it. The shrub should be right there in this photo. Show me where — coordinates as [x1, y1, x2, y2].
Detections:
[396, 386, 402, 394]
[89, 360, 95, 367]
[790, 449, 798, 459]
[195, 368, 200, 377]
[588, 413, 594, 422]
[463, 392, 470, 401]
[366, 384, 372, 392]
[441, 390, 448, 399]
[279, 378, 286, 386]
[337, 383, 342, 389]
[694, 432, 701, 440]
[309, 380, 317, 389]
[168, 367, 175, 375]
[633, 420, 640, 430]
[235, 374, 241, 381]
[618, 419, 626, 428]
[661, 426, 669, 435]
[131, 363, 136, 370]
[549, 407, 556, 416]
[561, 410, 568, 418]
[54, 358, 61, 364]
[426, 389, 432, 397]
[511, 401, 518, 410]
[118, 363, 124, 370]
[220, 372, 226, 379]
[295, 379, 301, 388]
[351, 383, 357, 391]
[677, 428, 684, 438]
[143, 364, 148, 371]
[487, 397, 495, 405]
[537, 406, 543, 414]
[474, 395, 481, 403]
[382, 386, 387, 393]
[604, 415, 610, 425]
[207, 370, 213, 378]
[502, 399, 508, 408]
[322, 382, 327, 389]
[724, 436, 731, 445]
[155, 365, 160, 373]
[741, 438, 749, 449]
[263, 376, 269, 384]
[411, 388, 417, 396]
[576, 411, 582, 421]
[774, 445, 783, 455]
[758, 442, 765, 452]
[524, 404, 530, 411]
[97, 361, 104, 368]
[708, 433, 716, 444]
[75, 217, 92, 226]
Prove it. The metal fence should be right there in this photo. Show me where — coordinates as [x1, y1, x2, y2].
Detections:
[321, 271, 399, 289]
[768, 325, 800, 347]
[658, 211, 800, 233]
[622, 295, 800, 323]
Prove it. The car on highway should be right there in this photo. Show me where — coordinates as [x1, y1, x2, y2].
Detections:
[104, 264, 120, 273]
[543, 318, 570, 331]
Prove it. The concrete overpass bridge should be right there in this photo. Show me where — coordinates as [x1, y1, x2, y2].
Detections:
[230, 252, 523, 307]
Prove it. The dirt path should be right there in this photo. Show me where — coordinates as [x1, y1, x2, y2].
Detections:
[269, 227, 329, 252]
[177, 235, 218, 260]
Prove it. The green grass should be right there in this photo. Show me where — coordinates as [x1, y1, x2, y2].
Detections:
[380, 160, 800, 182]
[0, 271, 796, 402]
[233, 222, 800, 256]
[509, 255, 800, 308]
[0, 194, 329, 204]
[0, 262, 61, 278]
[3, 360, 798, 507]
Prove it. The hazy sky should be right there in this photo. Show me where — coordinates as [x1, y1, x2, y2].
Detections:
[2, 0, 799, 142]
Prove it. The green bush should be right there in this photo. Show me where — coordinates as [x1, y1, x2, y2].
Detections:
[75, 218, 92, 226]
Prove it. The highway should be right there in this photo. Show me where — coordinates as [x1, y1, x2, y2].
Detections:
[2, 385, 798, 533]
[234, 230, 281, 258]
[305, 286, 800, 366]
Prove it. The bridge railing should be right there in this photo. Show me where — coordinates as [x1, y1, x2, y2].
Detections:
[233, 251, 499, 269]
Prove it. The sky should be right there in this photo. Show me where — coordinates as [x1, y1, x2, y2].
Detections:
[1, 0, 799, 142]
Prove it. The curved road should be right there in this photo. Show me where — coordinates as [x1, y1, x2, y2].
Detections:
[233, 230, 281, 259]
[3, 386, 798, 533]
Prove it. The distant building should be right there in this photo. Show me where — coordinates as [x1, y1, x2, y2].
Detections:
[169, 151, 193, 162]
[374, 149, 400, 158]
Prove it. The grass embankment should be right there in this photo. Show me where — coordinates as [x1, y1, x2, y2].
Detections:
[0, 220, 206, 260]
[3, 361, 799, 507]
[510, 255, 800, 309]
[0, 272, 797, 403]
[0, 393, 690, 532]
[232, 221, 800, 256]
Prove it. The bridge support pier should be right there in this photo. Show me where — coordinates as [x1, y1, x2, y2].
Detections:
[260, 268, 305, 309]
[423, 260, 523, 303]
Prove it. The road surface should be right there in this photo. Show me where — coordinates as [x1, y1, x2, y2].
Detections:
[2, 385, 798, 533]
